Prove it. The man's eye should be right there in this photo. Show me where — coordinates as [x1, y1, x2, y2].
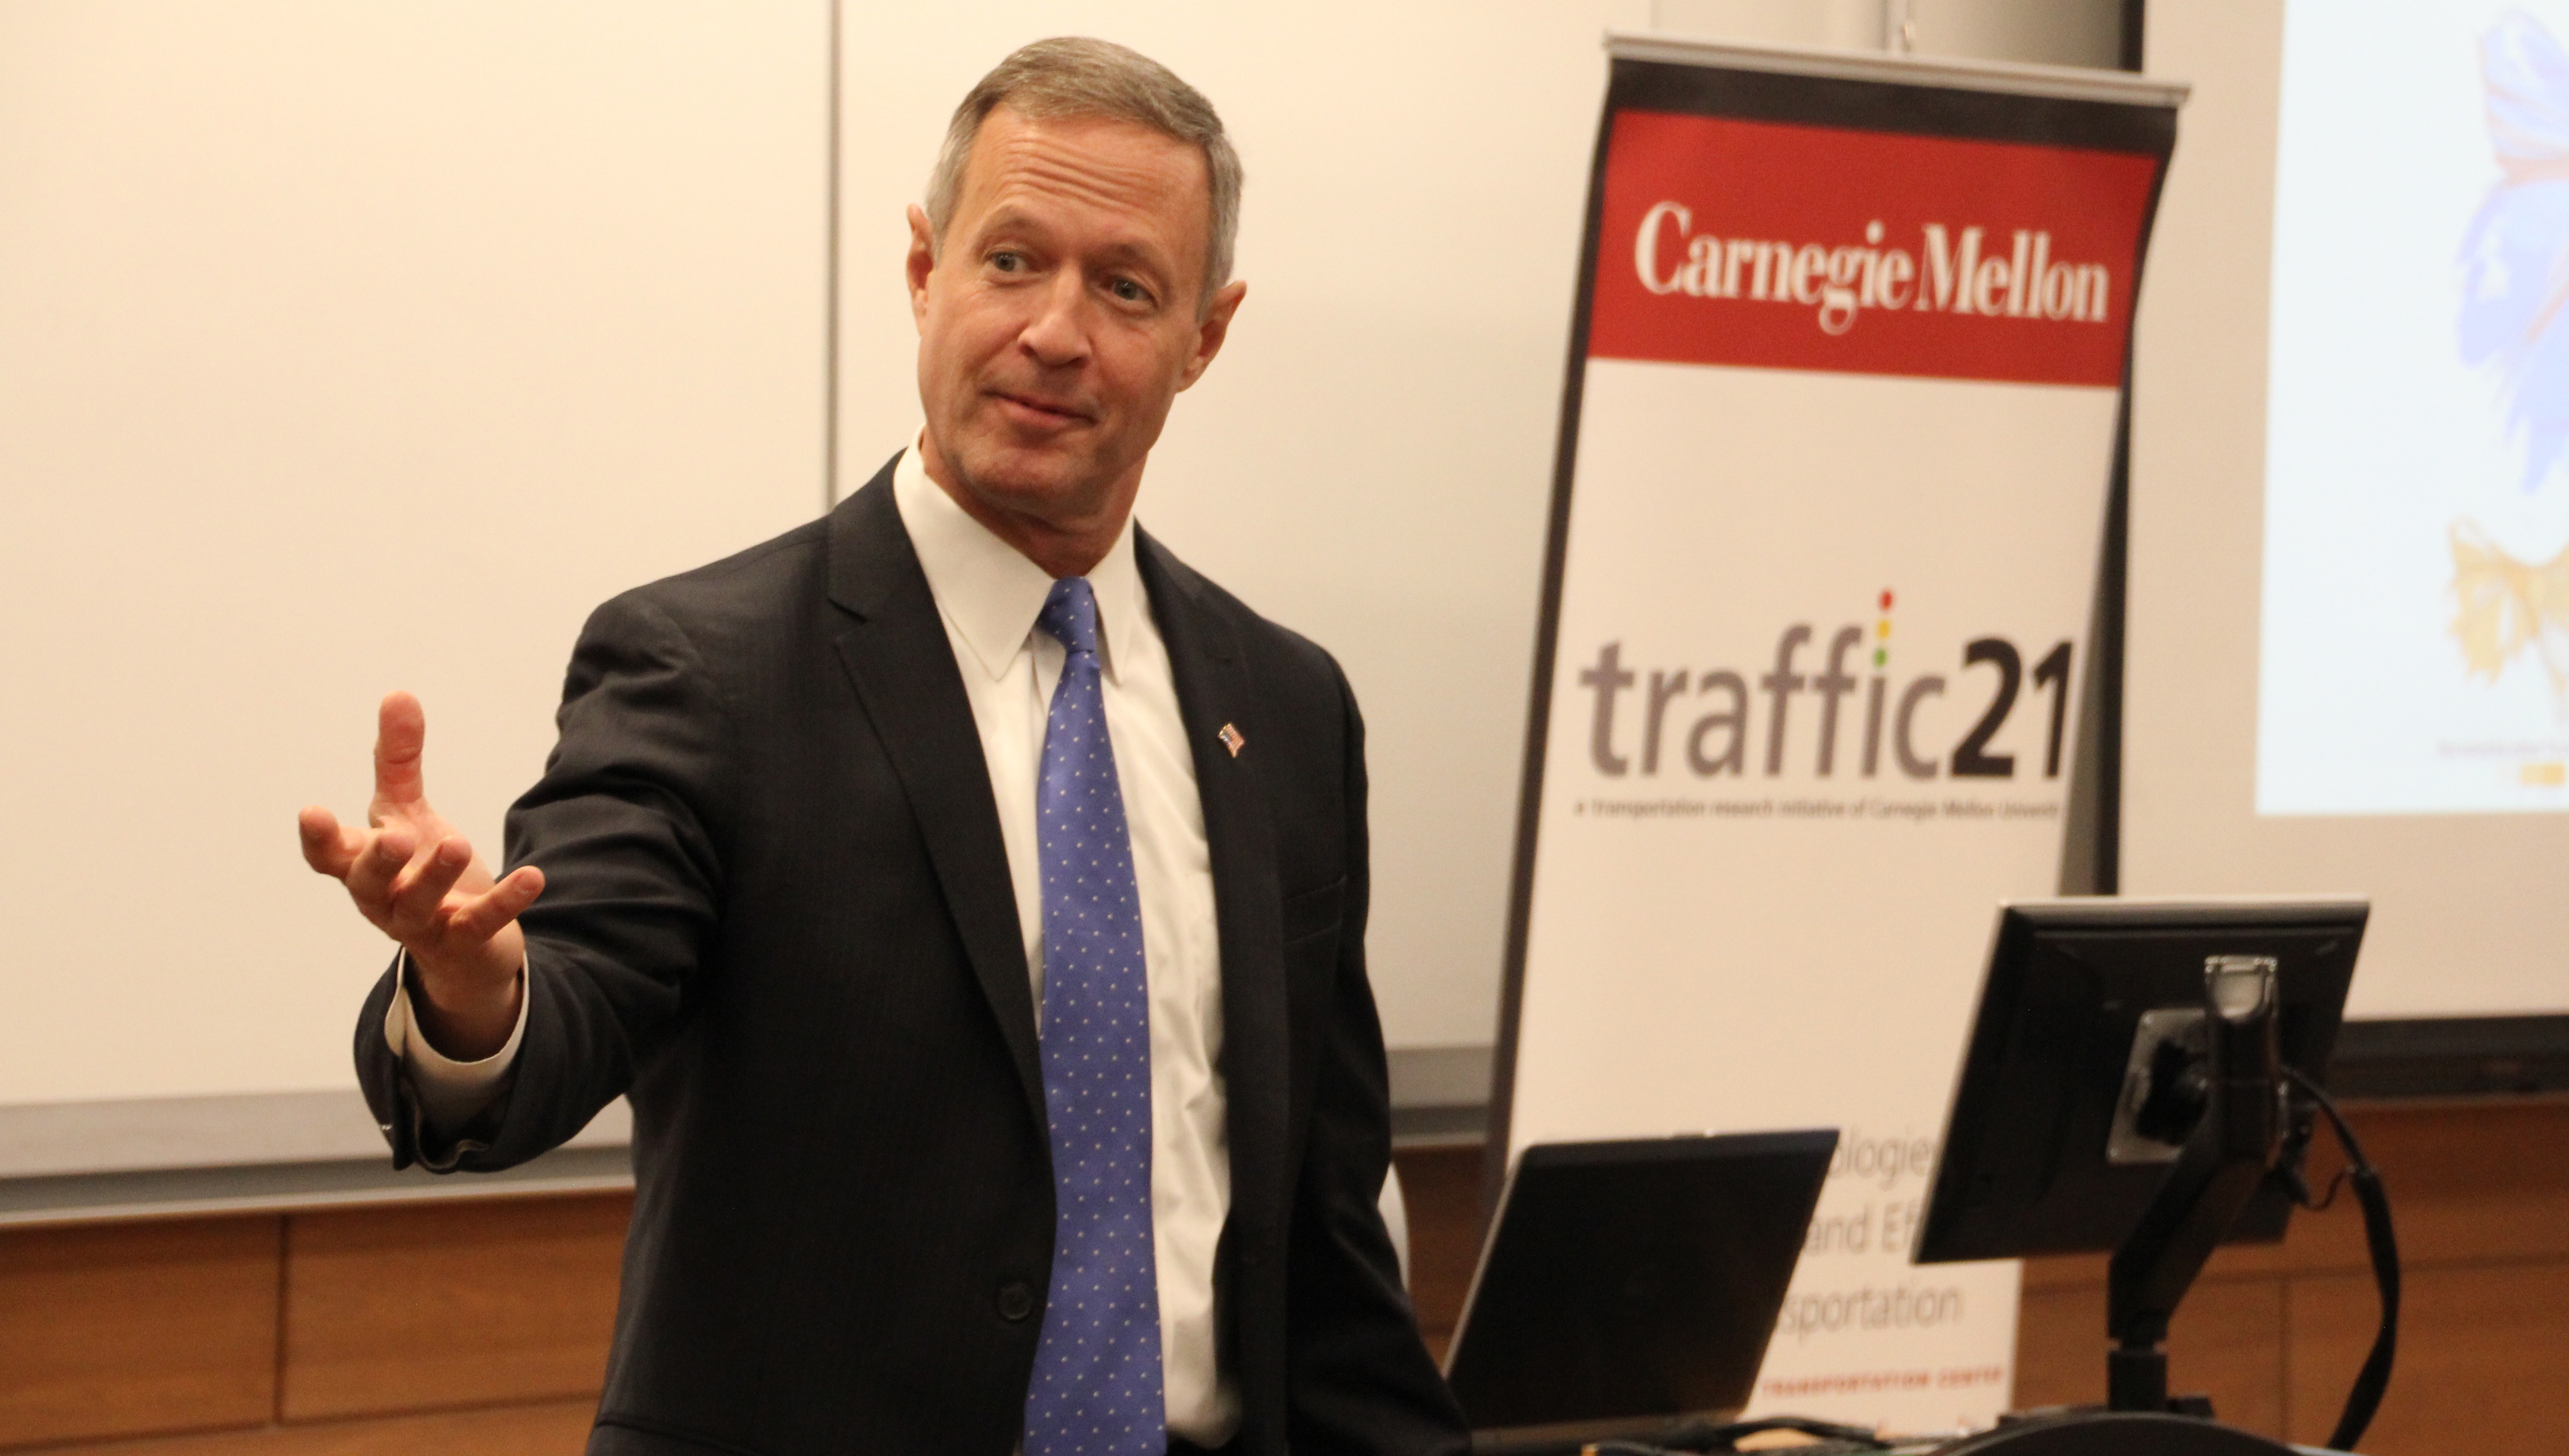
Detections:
[991, 252, 1023, 273]
[1111, 278, 1148, 303]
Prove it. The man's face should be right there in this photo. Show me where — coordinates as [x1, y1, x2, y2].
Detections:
[908, 107, 1245, 556]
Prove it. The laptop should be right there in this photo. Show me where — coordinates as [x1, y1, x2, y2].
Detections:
[1442, 1130, 1839, 1455]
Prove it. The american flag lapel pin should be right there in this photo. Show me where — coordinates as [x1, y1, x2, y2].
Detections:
[1217, 722, 1246, 758]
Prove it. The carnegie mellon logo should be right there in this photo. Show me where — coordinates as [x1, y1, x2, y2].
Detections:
[1585, 110, 2158, 384]
[1633, 202, 2114, 336]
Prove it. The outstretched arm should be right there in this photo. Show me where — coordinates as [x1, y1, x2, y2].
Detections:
[310, 589, 731, 1172]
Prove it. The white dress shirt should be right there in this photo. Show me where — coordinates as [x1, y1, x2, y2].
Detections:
[391, 443, 1237, 1443]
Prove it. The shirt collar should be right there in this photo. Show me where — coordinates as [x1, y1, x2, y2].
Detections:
[891, 440, 1144, 685]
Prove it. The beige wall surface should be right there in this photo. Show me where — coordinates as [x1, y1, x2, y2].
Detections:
[0, 1, 832, 1102]
[0, 0, 2125, 1111]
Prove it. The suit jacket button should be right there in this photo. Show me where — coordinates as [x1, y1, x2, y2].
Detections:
[997, 1280, 1034, 1322]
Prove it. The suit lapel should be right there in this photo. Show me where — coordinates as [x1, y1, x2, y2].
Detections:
[1138, 532, 1290, 1229]
[826, 468, 1044, 1129]
[819, 492, 1290, 1194]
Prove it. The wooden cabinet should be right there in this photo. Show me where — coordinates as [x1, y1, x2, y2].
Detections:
[1, 1097, 2560, 1454]
[0, 1219, 278, 1448]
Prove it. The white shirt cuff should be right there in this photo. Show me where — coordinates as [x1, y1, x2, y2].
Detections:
[384, 951, 529, 1137]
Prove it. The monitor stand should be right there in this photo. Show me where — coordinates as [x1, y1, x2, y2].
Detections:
[2106, 955, 2287, 1416]
[1943, 960, 2303, 1456]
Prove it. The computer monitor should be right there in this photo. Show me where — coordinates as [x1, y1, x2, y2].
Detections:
[1912, 897, 2365, 1267]
[1444, 1129, 1837, 1446]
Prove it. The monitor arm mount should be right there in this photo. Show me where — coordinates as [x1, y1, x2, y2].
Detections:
[2106, 956, 2285, 1415]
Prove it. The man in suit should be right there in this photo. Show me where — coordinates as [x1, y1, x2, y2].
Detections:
[296, 36, 1468, 1456]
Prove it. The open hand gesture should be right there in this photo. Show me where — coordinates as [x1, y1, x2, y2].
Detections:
[298, 692, 541, 1060]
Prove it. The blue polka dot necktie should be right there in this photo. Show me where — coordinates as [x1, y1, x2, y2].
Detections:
[1023, 576, 1164, 1456]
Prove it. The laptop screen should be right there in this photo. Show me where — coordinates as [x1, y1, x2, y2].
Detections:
[1443, 1130, 1838, 1438]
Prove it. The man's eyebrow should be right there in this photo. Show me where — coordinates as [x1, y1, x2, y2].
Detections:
[1087, 237, 1175, 279]
[971, 205, 1177, 281]
[969, 204, 1061, 246]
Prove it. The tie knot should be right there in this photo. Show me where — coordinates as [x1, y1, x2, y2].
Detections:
[1037, 576, 1102, 659]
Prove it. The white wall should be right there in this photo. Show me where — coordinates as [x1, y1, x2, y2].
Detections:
[0, 0, 2126, 1110]
[1656, 0, 2122, 65]
[0, 1, 830, 1102]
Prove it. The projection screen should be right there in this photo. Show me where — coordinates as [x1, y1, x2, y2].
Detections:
[2125, 0, 2569, 1017]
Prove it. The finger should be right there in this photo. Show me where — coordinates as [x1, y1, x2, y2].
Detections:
[343, 824, 419, 916]
[298, 806, 365, 879]
[372, 691, 428, 816]
[447, 865, 545, 945]
[386, 836, 474, 940]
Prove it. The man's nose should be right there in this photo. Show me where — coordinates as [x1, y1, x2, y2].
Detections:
[1018, 273, 1091, 368]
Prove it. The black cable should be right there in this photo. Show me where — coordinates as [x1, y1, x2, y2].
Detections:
[2284, 1066, 2401, 1451]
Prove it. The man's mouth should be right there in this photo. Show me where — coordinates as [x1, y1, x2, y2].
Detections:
[990, 390, 1089, 426]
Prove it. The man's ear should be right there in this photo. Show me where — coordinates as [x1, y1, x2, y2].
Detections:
[1177, 279, 1248, 391]
[906, 204, 938, 333]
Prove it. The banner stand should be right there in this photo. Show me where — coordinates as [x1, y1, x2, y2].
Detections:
[1489, 33, 2183, 1433]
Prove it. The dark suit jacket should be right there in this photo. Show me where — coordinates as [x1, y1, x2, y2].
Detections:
[354, 458, 1468, 1456]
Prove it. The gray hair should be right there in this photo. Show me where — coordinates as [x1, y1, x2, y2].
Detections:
[924, 37, 1242, 310]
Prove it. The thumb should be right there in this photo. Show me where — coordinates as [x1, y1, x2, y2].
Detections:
[372, 690, 430, 817]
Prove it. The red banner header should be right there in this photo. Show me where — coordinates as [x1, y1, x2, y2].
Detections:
[1588, 110, 2161, 387]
